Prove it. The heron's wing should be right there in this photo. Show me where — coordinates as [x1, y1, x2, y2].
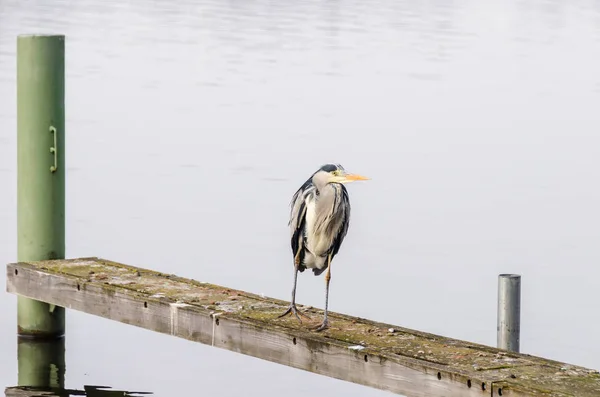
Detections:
[289, 185, 310, 259]
[328, 184, 351, 258]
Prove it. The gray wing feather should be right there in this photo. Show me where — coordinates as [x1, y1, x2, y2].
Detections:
[329, 185, 350, 258]
[288, 188, 305, 236]
[289, 183, 314, 263]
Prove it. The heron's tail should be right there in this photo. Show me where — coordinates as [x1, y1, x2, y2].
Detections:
[312, 265, 327, 276]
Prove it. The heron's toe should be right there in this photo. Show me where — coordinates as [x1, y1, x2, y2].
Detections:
[312, 319, 330, 332]
[277, 304, 309, 323]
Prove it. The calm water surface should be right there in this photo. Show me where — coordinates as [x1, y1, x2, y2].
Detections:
[1, 0, 600, 395]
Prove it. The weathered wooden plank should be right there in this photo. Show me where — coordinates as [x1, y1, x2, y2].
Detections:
[5, 258, 600, 397]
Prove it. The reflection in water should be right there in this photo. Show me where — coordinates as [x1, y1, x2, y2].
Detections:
[5, 386, 152, 397]
[17, 338, 65, 389]
[14, 337, 151, 397]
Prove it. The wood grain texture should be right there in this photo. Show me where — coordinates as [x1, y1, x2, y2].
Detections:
[5, 258, 600, 397]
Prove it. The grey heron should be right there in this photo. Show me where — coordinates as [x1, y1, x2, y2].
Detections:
[278, 163, 369, 331]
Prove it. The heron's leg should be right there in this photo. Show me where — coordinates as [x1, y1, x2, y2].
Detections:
[313, 253, 332, 332]
[278, 256, 311, 322]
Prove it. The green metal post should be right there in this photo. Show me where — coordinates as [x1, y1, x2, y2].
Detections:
[17, 34, 66, 338]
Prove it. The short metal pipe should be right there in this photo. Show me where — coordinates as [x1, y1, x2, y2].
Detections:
[497, 274, 521, 352]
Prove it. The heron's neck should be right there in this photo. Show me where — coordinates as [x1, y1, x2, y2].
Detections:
[314, 182, 337, 206]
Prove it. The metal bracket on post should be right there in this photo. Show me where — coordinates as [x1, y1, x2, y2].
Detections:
[49, 126, 57, 173]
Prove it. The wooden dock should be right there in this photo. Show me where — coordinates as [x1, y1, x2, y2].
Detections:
[6, 258, 600, 397]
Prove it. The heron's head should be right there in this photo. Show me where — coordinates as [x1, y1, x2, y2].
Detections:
[314, 163, 370, 185]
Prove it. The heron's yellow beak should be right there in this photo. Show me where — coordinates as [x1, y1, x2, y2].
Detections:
[344, 173, 369, 181]
[340, 173, 370, 183]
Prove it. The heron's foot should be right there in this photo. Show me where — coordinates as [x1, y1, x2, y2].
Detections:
[312, 318, 329, 332]
[277, 303, 311, 323]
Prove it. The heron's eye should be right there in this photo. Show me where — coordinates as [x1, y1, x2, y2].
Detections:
[332, 170, 340, 176]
